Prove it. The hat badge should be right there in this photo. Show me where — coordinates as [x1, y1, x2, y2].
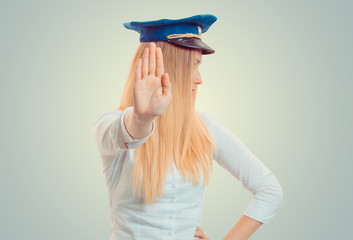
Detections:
[166, 25, 202, 40]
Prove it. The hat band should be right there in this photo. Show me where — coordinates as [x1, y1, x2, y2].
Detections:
[166, 33, 201, 40]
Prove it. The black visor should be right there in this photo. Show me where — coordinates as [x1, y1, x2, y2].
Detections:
[167, 37, 215, 55]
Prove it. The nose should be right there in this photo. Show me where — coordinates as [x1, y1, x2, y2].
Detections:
[195, 77, 202, 85]
[194, 71, 203, 85]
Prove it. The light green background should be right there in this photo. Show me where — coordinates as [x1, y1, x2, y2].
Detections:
[1, 0, 352, 239]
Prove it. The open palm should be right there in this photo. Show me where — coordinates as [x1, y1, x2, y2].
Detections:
[133, 42, 172, 122]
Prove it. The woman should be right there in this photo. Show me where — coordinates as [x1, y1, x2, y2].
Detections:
[93, 14, 283, 240]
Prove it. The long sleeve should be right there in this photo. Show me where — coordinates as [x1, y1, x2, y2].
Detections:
[202, 113, 283, 224]
[93, 106, 156, 158]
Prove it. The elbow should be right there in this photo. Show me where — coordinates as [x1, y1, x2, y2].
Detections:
[266, 178, 283, 211]
[266, 175, 284, 210]
[276, 183, 284, 210]
[258, 176, 284, 210]
[268, 174, 284, 210]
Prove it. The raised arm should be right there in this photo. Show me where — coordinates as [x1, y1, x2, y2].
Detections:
[125, 42, 172, 138]
[93, 42, 172, 158]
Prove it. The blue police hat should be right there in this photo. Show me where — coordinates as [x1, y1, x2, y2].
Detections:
[123, 14, 217, 54]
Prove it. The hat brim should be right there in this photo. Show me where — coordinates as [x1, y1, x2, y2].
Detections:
[167, 37, 215, 55]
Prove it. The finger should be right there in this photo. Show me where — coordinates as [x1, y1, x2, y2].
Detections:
[149, 42, 156, 76]
[194, 227, 205, 238]
[194, 231, 203, 238]
[196, 226, 203, 233]
[161, 73, 171, 97]
[142, 47, 149, 78]
[194, 231, 205, 239]
[156, 47, 164, 77]
[135, 59, 141, 81]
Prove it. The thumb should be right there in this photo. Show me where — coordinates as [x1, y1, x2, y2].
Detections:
[161, 73, 171, 97]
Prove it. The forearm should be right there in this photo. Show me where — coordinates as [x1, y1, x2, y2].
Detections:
[222, 215, 263, 240]
[124, 109, 154, 139]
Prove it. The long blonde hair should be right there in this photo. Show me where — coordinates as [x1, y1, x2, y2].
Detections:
[117, 41, 215, 204]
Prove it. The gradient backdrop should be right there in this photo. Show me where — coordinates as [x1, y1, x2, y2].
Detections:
[1, 0, 352, 239]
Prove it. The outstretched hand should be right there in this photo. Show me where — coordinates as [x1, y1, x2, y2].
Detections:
[132, 42, 172, 122]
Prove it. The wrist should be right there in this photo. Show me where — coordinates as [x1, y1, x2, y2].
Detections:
[124, 109, 154, 139]
[132, 111, 155, 125]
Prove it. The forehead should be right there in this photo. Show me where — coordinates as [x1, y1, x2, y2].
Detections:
[193, 49, 202, 60]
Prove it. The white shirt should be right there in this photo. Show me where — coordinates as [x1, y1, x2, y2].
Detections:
[93, 106, 283, 240]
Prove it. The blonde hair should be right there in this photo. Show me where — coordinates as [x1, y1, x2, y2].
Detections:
[117, 41, 215, 204]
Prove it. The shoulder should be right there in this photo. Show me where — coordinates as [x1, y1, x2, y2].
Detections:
[196, 110, 211, 126]
[196, 111, 237, 143]
[195, 110, 219, 134]
[196, 110, 218, 124]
